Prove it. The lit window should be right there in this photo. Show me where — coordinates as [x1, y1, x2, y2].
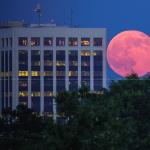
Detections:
[19, 71, 28, 77]
[93, 38, 102, 46]
[56, 61, 65, 66]
[56, 37, 65, 46]
[44, 37, 53, 46]
[32, 71, 40, 76]
[31, 37, 40, 46]
[68, 71, 78, 76]
[69, 38, 78, 46]
[44, 91, 53, 97]
[44, 71, 53, 76]
[31, 92, 41, 97]
[81, 51, 90, 56]
[19, 91, 28, 97]
[81, 38, 90, 46]
[18, 37, 28, 46]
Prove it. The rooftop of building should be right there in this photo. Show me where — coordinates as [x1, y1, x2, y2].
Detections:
[0, 20, 79, 29]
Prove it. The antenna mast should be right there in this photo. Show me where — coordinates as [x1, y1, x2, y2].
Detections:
[34, 4, 42, 27]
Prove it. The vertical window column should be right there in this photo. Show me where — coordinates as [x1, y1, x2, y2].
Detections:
[81, 51, 90, 89]
[18, 50, 28, 106]
[69, 51, 78, 91]
[44, 50, 53, 114]
[93, 51, 103, 92]
[31, 50, 40, 112]
[56, 51, 65, 92]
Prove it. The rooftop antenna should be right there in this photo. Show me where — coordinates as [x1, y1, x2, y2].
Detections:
[33, 4, 42, 27]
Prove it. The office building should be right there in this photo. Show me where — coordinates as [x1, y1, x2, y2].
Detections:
[0, 21, 106, 118]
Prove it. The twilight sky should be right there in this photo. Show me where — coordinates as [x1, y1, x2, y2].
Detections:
[0, 0, 150, 85]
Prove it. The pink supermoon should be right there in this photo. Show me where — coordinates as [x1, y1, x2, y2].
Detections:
[107, 30, 150, 77]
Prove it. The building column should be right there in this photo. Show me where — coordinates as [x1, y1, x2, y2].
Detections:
[90, 50, 94, 91]
[65, 49, 69, 91]
[28, 49, 31, 108]
[40, 38, 44, 114]
[8, 50, 10, 107]
[102, 32, 107, 88]
[53, 46, 57, 122]
[78, 50, 81, 88]
[12, 37, 19, 110]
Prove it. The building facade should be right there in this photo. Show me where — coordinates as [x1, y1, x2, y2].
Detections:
[0, 23, 106, 119]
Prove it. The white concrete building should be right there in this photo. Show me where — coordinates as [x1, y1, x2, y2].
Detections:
[0, 22, 106, 119]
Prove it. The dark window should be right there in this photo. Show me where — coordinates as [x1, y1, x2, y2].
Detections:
[31, 37, 40, 46]
[32, 98, 40, 112]
[81, 38, 90, 46]
[44, 50, 53, 69]
[93, 51, 103, 91]
[44, 97, 53, 112]
[31, 50, 40, 71]
[9, 38, 12, 47]
[94, 38, 103, 46]
[6, 38, 8, 47]
[69, 38, 78, 46]
[44, 37, 53, 46]
[56, 38, 65, 46]
[2, 38, 4, 48]
[18, 50, 28, 71]
[18, 37, 28, 46]
[56, 50, 65, 92]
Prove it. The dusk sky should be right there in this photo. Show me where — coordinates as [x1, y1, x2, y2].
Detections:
[0, 0, 150, 84]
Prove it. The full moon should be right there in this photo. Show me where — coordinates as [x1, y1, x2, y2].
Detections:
[107, 30, 150, 77]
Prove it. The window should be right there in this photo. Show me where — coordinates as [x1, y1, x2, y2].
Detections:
[31, 92, 41, 97]
[81, 38, 90, 46]
[31, 50, 40, 71]
[44, 71, 53, 76]
[69, 38, 78, 46]
[56, 71, 65, 76]
[31, 37, 40, 46]
[9, 38, 12, 47]
[19, 80, 28, 88]
[19, 50, 28, 71]
[44, 37, 53, 46]
[69, 71, 78, 76]
[2, 38, 4, 48]
[44, 91, 53, 97]
[19, 71, 28, 77]
[19, 91, 28, 97]
[18, 37, 28, 46]
[56, 61, 65, 66]
[93, 38, 102, 46]
[56, 37, 65, 46]
[32, 71, 40, 76]
[6, 38, 8, 47]
[81, 51, 90, 56]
